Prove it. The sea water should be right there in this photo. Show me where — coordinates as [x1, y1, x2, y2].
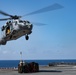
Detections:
[0, 60, 76, 68]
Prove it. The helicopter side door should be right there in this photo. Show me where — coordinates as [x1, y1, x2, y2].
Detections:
[5, 22, 12, 36]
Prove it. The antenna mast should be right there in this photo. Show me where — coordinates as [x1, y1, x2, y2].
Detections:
[20, 52, 22, 62]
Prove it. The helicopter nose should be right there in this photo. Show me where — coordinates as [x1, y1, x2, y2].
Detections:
[26, 24, 33, 30]
[31, 24, 33, 30]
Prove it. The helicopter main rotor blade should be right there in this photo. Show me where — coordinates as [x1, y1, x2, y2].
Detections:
[23, 3, 64, 16]
[0, 10, 12, 17]
[0, 18, 12, 21]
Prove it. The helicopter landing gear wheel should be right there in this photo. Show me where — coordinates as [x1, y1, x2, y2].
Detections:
[25, 35, 29, 40]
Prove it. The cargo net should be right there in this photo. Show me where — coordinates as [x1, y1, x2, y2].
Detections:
[18, 61, 39, 73]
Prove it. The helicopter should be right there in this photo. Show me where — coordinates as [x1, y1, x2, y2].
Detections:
[0, 3, 63, 45]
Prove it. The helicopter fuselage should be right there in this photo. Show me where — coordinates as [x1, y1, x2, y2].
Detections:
[0, 19, 33, 45]
[0, 3, 64, 45]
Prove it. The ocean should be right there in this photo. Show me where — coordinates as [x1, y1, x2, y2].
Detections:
[0, 60, 76, 68]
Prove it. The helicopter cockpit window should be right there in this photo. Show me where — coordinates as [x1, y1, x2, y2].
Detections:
[6, 21, 12, 26]
[19, 20, 23, 23]
[26, 21, 30, 23]
[9, 21, 11, 24]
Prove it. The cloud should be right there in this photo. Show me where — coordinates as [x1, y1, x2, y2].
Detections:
[2, 51, 9, 54]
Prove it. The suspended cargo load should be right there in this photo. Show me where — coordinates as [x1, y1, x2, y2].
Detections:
[18, 61, 39, 73]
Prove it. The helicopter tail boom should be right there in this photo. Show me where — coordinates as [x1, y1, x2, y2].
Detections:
[0, 38, 6, 45]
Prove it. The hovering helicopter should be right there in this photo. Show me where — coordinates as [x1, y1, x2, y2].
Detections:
[0, 3, 63, 45]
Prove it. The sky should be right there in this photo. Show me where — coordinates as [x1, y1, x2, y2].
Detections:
[0, 0, 76, 60]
